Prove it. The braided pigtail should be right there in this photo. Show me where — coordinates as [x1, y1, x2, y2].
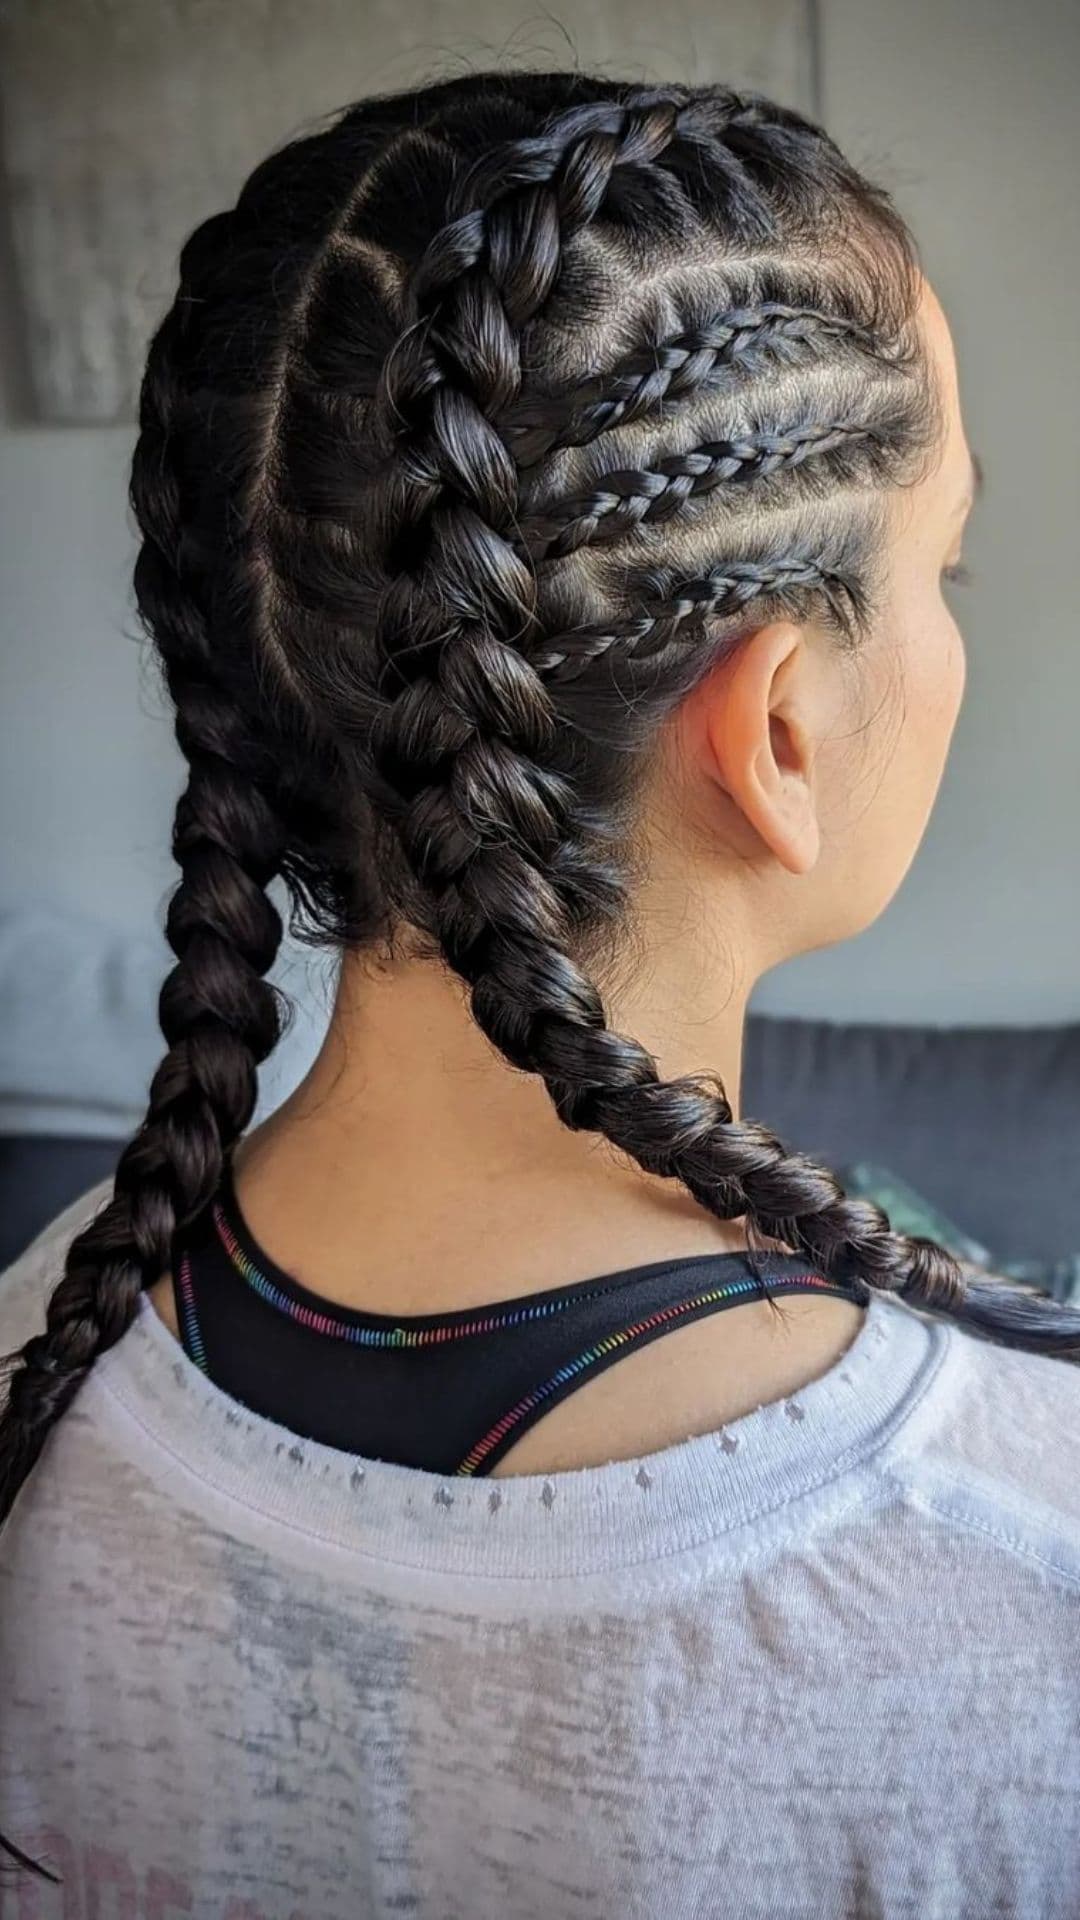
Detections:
[0, 701, 286, 1522]
[353, 85, 1080, 1361]
[0, 248, 294, 1523]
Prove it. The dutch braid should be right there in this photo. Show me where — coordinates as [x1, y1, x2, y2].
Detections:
[0, 241, 290, 1520]
[354, 82, 1079, 1356]
[359, 91, 971, 1321]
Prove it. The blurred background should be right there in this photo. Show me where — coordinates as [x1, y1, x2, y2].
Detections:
[1, 0, 1077, 1286]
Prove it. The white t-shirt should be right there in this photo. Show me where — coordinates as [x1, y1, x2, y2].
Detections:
[2, 1184, 1079, 1919]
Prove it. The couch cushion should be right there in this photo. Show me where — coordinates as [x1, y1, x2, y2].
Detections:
[0, 1136, 120, 1271]
[743, 1016, 1080, 1267]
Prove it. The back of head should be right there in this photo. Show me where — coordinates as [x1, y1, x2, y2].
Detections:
[3, 69, 1078, 1534]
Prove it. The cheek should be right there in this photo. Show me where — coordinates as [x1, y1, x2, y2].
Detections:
[864, 598, 965, 893]
[909, 598, 966, 773]
[831, 598, 966, 921]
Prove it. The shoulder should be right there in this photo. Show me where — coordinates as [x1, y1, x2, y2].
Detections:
[905, 1310, 1080, 1582]
[0, 1181, 114, 1365]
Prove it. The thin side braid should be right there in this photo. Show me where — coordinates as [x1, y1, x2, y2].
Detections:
[529, 559, 844, 681]
[520, 422, 876, 559]
[505, 304, 877, 465]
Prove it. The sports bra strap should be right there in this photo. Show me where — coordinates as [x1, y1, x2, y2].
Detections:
[173, 1181, 868, 1476]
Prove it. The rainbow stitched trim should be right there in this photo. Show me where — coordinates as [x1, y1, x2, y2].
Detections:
[176, 1254, 208, 1373]
[454, 1270, 837, 1475]
[213, 1202, 664, 1346]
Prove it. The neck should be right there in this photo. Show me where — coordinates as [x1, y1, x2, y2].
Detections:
[232, 939, 766, 1313]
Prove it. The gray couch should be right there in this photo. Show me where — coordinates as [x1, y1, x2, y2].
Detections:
[743, 1016, 1080, 1277]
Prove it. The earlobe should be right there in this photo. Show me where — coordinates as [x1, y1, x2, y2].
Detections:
[751, 740, 821, 875]
[696, 621, 822, 877]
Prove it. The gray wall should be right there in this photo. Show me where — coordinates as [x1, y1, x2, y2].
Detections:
[755, 0, 1079, 1024]
[1, 0, 1077, 1062]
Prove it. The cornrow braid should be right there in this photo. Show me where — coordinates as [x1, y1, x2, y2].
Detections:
[529, 558, 850, 682]
[520, 420, 880, 559]
[504, 303, 877, 466]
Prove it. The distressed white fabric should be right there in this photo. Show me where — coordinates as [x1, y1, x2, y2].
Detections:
[1, 1185, 1079, 1920]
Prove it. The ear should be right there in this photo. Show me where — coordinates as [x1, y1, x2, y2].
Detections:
[689, 621, 822, 876]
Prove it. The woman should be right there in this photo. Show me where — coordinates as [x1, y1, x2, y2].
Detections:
[2, 69, 1078, 1917]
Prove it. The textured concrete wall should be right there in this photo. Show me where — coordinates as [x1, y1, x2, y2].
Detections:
[0, 0, 812, 421]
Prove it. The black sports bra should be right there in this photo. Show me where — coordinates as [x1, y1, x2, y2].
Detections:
[172, 1166, 868, 1477]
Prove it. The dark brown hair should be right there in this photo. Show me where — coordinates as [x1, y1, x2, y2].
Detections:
[4, 67, 1079, 1539]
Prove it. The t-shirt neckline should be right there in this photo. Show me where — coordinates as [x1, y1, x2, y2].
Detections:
[88, 1287, 954, 1584]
